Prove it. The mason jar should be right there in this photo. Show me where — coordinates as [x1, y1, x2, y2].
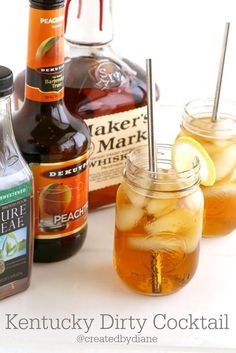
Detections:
[179, 98, 236, 237]
[113, 144, 204, 296]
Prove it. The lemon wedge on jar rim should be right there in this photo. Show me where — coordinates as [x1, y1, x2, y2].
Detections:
[173, 136, 216, 186]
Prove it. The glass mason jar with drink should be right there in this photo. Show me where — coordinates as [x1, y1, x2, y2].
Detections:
[178, 98, 236, 236]
[114, 144, 204, 295]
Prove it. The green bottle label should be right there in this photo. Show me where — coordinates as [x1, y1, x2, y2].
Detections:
[0, 182, 31, 287]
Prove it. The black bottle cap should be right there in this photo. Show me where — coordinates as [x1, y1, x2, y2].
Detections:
[0, 66, 13, 98]
[30, 0, 64, 8]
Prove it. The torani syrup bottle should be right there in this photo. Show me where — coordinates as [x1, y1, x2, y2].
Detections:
[0, 66, 33, 299]
[13, 0, 90, 262]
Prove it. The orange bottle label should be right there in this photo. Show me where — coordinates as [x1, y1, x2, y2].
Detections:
[26, 7, 64, 102]
[31, 154, 89, 239]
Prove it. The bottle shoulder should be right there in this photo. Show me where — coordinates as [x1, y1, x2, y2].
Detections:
[65, 44, 147, 82]
[64, 45, 151, 119]
[0, 155, 32, 191]
[13, 100, 90, 163]
[0, 111, 32, 188]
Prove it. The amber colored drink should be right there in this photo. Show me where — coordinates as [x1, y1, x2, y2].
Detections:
[114, 145, 203, 295]
[179, 99, 236, 236]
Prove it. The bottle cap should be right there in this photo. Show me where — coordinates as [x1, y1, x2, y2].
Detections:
[0, 66, 13, 97]
[30, 0, 64, 8]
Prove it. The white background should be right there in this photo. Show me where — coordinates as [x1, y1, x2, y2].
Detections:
[1, 0, 236, 106]
[0, 1, 236, 352]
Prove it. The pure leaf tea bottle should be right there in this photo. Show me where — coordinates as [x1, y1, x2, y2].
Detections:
[0, 66, 33, 300]
[13, 0, 90, 262]
[64, 0, 159, 208]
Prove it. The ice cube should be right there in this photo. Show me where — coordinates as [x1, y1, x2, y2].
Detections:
[182, 228, 201, 253]
[212, 139, 232, 148]
[178, 189, 204, 212]
[228, 169, 236, 182]
[211, 144, 236, 180]
[123, 182, 147, 208]
[127, 231, 200, 254]
[211, 118, 236, 132]
[199, 140, 220, 156]
[116, 183, 129, 207]
[116, 205, 143, 231]
[202, 183, 236, 234]
[191, 117, 212, 130]
[145, 209, 194, 235]
[127, 234, 184, 252]
[145, 209, 201, 253]
[146, 198, 176, 217]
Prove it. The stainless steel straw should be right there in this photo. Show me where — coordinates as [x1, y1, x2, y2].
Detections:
[146, 58, 158, 173]
[212, 22, 230, 122]
[146, 58, 161, 294]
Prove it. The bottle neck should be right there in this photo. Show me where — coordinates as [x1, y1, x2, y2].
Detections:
[0, 96, 12, 135]
[25, 4, 65, 104]
[0, 96, 16, 175]
[64, 0, 113, 46]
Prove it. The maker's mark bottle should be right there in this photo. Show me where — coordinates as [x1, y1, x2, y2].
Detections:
[13, 0, 90, 262]
[64, 0, 159, 208]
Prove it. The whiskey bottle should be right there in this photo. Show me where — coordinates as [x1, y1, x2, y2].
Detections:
[13, 0, 90, 262]
[0, 66, 33, 299]
[64, 0, 159, 208]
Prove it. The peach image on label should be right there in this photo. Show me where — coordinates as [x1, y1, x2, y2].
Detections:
[38, 183, 72, 233]
[36, 36, 64, 65]
[39, 183, 72, 215]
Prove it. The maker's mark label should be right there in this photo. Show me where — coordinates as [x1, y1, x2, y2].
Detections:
[86, 106, 148, 192]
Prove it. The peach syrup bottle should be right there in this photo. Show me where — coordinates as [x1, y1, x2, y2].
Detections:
[13, 0, 90, 262]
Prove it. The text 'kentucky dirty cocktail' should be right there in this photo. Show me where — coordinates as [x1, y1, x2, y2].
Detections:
[114, 145, 204, 295]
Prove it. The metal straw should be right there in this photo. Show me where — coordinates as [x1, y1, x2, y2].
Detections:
[146, 58, 161, 294]
[212, 22, 230, 122]
[146, 58, 157, 173]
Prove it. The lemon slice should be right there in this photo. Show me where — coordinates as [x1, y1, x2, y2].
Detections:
[173, 136, 216, 186]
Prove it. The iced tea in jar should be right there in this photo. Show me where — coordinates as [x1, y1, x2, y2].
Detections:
[179, 99, 236, 236]
[114, 145, 204, 295]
